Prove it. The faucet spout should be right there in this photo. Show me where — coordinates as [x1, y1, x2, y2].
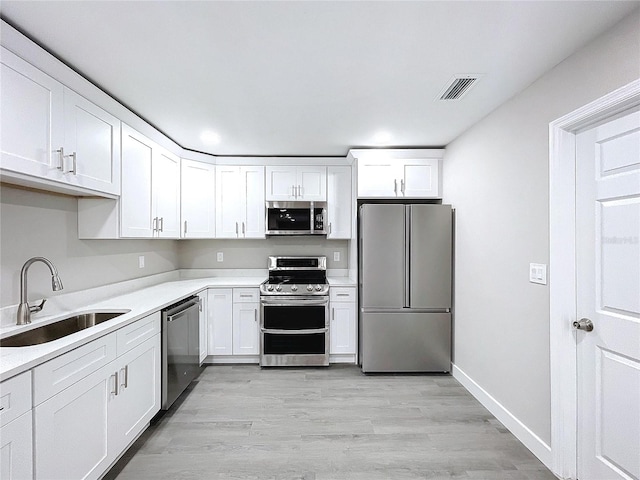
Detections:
[17, 257, 64, 326]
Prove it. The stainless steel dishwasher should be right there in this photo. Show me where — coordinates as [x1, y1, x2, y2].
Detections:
[161, 296, 203, 410]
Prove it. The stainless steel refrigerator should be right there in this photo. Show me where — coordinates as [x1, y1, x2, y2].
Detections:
[359, 203, 452, 373]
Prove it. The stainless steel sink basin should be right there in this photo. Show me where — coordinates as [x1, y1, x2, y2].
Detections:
[0, 310, 131, 347]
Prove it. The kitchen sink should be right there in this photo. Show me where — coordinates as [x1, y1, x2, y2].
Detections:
[0, 310, 131, 347]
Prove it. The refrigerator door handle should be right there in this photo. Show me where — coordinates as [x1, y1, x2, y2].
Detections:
[404, 205, 411, 308]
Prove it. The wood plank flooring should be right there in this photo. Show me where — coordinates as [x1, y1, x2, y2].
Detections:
[105, 365, 556, 480]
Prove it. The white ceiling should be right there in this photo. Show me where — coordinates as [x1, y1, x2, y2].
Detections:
[1, 1, 638, 157]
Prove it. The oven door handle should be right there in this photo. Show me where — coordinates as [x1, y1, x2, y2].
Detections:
[260, 297, 328, 306]
[261, 328, 328, 335]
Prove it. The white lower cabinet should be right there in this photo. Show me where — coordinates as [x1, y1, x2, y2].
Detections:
[330, 287, 357, 358]
[0, 371, 33, 480]
[198, 290, 208, 364]
[108, 335, 161, 456]
[32, 313, 161, 480]
[0, 410, 33, 480]
[208, 288, 260, 361]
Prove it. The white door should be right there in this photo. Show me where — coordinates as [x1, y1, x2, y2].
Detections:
[575, 109, 640, 480]
[215, 166, 242, 238]
[297, 166, 327, 201]
[265, 166, 297, 201]
[198, 291, 208, 364]
[153, 148, 180, 238]
[357, 161, 398, 197]
[0, 47, 64, 179]
[208, 289, 233, 355]
[109, 335, 160, 456]
[402, 159, 440, 198]
[63, 88, 121, 195]
[181, 159, 215, 238]
[0, 412, 33, 480]
[120, 126, 153, 238]
[241, 166, 265, 238]
[232, 303, 259, 355]
[327, 166, 352, 239]
[330, 302, 356, 354]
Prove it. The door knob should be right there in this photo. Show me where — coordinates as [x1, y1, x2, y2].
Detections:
[573, 318, 594, 332]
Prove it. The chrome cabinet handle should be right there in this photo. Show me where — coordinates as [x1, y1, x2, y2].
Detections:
[235, 222, 239, 237]
[0, 405, 5, 411]
[573, 318, 594, 332]
[394, 179, 398, 195]
[291, 185, 296, 198]
[159, 217, 164, 232]
[298, 185, 302, 198]
[329, 223, 332, 234]
[152, 217, 158, 233]
[122, 365, 129, 389]
[332, 307, 335, 320]
[184, 220, 188, 236]
[400, 179, 405, 195]
[69, 152, 77, 175]
[242, 222, 246, 236]
[55, 147, 65, 170]
[112, 371, 119, 396]
[254, 309, 257, 322]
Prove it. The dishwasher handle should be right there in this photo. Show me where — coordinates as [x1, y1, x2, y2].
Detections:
[164, 297, 200, 321]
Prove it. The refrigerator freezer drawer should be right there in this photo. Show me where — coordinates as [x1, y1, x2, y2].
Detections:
[360, 312, 451, 373]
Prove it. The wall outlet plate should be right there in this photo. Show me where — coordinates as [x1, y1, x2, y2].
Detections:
[217, 252, 224, 262]
[529, 263, 547, 285]
[334, 251, 340, 262]
[138, 255, 145, 269]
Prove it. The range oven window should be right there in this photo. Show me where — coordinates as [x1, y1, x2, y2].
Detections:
[264, 333, 326, 355]
[263, 304, 326, 330]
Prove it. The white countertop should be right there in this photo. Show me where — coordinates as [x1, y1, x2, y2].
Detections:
[0, 274, 356, 381]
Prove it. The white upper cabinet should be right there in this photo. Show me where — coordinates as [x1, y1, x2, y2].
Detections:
[63, 89, 121, 196]
[216, 165, 265, 239]
[1, 47, 120, 197]
[265, 166, 326, 201]
[353, 149, 443, 199]
[120, 125, 180, 238]
[327, 166, 352, 239]
[181, 159, 216, 238]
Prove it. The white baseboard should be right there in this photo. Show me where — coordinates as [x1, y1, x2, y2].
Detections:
[452, 363, 553, 471]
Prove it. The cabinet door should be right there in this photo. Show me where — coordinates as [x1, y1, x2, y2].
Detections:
[153, 147, 180, 238]
[330, 301, 357, 355]
[1, 47, 64, 180]
[109, 335, 160, 456]
[215, 166, 242, 238]
[120, 125, 153, 238]
[298, 166, 327, 201]
[265, 166, 297, 201]
[208, 289, 233, 355]
[181, 159, 215, 238]
[35, 364, 112, 480]
[327, 166, 352, 239]
[232, 302, 259, 355]
[198, 291, 208, 364]
[63, 88, 121, 196]
[0, 411, 33, 480]
[357, 161, 398, 197]
[401, 159, 440, 198]
[241, 166, 265, 238]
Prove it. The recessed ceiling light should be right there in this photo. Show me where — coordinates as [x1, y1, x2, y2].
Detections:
[372, 131, 392, 145]
[200, 130, 221, 145]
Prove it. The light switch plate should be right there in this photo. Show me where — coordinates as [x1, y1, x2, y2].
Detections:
[216, 252, 224, 262]
[138, 255, 145, 269]
[529, 263, 547, 285]
[334, 251, 340, 262]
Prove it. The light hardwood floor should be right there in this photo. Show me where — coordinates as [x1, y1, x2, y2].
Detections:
[106, 365, 556, 480]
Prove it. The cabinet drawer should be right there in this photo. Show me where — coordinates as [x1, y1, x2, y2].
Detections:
[233, 288, 259, 303]
[330, 287, 356, 302]
[0, 371, 32, 427]
[116, 312, 161, 356]
[33, 333, 117, 406]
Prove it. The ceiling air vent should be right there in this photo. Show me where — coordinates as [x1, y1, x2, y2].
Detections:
[438, 75, 481, 101]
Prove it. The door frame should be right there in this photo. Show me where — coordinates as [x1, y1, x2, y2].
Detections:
[549, 78, 640, 479]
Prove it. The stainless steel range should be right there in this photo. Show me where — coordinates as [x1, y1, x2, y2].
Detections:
[259, 256, 329, 367]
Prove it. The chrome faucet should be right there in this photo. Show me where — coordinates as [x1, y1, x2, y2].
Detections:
[16, 257, 64, 325]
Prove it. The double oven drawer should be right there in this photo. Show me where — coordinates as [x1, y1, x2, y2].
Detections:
[260, 296, 329, 366]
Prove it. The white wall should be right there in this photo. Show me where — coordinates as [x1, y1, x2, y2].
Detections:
[0, 185, 179, 307]
[444, 8, 640, 450]
[177, 237, 349, 270]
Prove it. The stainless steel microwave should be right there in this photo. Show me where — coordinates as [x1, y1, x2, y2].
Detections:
[265, 202, 327, 236]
